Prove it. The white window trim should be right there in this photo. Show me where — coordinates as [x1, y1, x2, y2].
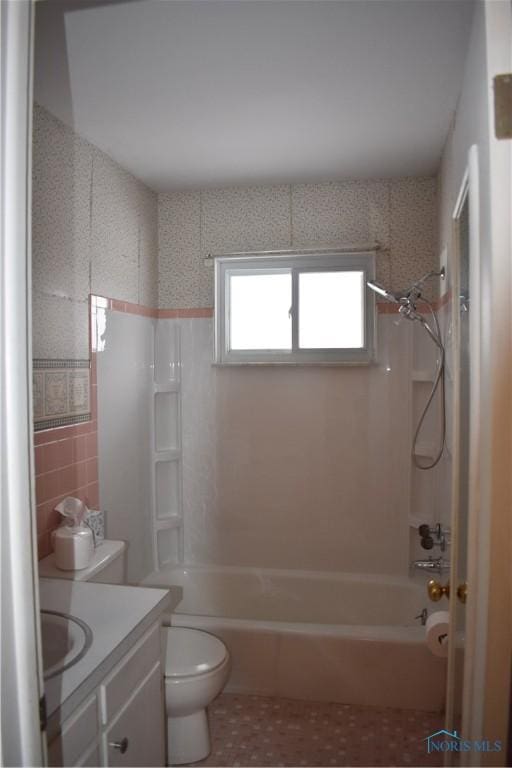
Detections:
[214, 251, 376, 365]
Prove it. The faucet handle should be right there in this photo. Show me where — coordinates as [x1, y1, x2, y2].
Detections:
[418, 523, 451, 551]
[418, 523, 435, 550]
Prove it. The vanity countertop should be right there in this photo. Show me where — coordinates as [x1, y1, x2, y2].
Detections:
[40, 578, 180, 733]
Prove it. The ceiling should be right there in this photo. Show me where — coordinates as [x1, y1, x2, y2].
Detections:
[34, 0, 474, 192]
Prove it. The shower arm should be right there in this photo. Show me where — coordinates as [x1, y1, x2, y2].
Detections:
[408, 267, 445, 294]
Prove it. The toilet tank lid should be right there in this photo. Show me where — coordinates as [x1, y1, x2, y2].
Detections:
[163, 627, 228, 677]
[38, 540, 126, 581]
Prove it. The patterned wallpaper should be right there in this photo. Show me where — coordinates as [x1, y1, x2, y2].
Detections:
[33, 103, 438, 336]
[32, 103, 158, 359]
[158, 177, 437, 309]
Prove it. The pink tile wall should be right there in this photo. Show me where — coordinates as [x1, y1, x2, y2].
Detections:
[35, 351, 99, 559]
[91, 294, 214, 319]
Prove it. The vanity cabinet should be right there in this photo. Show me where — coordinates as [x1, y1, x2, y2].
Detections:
[105, 663, 163, 767]
[48, 622, 165, 767]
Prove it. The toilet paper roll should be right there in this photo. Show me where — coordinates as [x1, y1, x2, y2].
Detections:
[425, 611, 450, 658]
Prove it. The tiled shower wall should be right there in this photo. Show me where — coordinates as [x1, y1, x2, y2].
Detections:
[167, 313, 415, 575]
[32, 103, 158, 359]
[158, 179, 439, 576]
[158, 177, 438, 309]
[32, 104, 158, 556]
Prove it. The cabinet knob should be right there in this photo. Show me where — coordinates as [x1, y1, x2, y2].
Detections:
[110, 737, 129, 754]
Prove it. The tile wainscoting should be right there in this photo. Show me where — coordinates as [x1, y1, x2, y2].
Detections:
[34, 381, 99, 558]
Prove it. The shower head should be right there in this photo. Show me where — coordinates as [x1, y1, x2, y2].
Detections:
[366, 280, 402, 303]
[367, 268, 446, 351]
[367, 267, 445, 305]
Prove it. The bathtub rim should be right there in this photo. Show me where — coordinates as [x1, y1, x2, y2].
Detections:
[142, 561, 427, 591]
[169, 611, 428, 644]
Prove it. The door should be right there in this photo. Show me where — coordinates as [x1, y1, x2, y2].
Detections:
[443, 1, 512, 762]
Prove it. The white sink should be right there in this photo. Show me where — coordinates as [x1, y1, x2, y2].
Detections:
[41, 610, 93, 680]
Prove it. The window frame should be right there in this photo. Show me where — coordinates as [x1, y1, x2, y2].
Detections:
[214, 250, 376, 365]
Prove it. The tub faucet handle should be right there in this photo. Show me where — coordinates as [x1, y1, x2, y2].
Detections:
[419, 524, 434, 550]
[418, 523, 450, 552]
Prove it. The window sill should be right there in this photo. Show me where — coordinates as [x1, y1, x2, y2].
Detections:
[211, 360, 374, 368]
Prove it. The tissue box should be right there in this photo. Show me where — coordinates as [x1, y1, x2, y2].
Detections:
[85, 509, 105, 541]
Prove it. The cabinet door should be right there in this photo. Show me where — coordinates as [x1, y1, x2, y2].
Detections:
[48, 694, 99, 767]
[77, 743, 101, 767]
[104, 662, 164, 767]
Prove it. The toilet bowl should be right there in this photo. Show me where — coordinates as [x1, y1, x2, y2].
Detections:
[163, 626, 230, 765]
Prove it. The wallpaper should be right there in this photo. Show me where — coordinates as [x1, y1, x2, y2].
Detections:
[32, 103, 158, 359]
[158, 177, 437, 309]
[33, 102, 438, 336]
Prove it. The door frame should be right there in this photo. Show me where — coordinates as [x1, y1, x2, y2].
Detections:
[444, 150, 477, 741]
[0, 0, 45, 764]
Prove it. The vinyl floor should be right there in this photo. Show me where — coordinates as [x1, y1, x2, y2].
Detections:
[193, 693, 444, 767]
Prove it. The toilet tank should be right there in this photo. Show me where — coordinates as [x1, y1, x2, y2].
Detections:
[39, 540, 126, 584]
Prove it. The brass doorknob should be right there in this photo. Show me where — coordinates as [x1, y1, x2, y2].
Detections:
[457, 582, 468, 604]
[427, 579, 450, 602]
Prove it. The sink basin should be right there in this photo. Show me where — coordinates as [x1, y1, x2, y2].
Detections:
[40, 610, 93, 680]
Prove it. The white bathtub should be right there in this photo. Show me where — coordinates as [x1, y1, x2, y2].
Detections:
[141, 564, 446, 712]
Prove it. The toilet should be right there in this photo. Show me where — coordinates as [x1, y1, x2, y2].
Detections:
[163, 626, 230, 765]
[39, 539, 230, 765]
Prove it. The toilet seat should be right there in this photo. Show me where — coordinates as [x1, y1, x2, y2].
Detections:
[163, 627, 228, 678]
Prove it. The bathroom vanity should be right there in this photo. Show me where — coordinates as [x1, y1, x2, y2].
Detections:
[40, 578, 180, 767]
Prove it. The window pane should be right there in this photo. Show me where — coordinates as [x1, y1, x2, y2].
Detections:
[299, 271, 364, 349]
[229, 272, 292, 350]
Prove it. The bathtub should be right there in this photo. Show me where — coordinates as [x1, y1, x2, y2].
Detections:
[140, 564, 446, 712]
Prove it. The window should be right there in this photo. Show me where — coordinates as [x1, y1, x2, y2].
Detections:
[214, 251, 376, 364]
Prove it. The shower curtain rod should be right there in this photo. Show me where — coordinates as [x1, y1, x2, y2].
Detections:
[204, 242, 385, 263]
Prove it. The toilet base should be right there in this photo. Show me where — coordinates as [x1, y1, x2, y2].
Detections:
[167, 709, 211, 765]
